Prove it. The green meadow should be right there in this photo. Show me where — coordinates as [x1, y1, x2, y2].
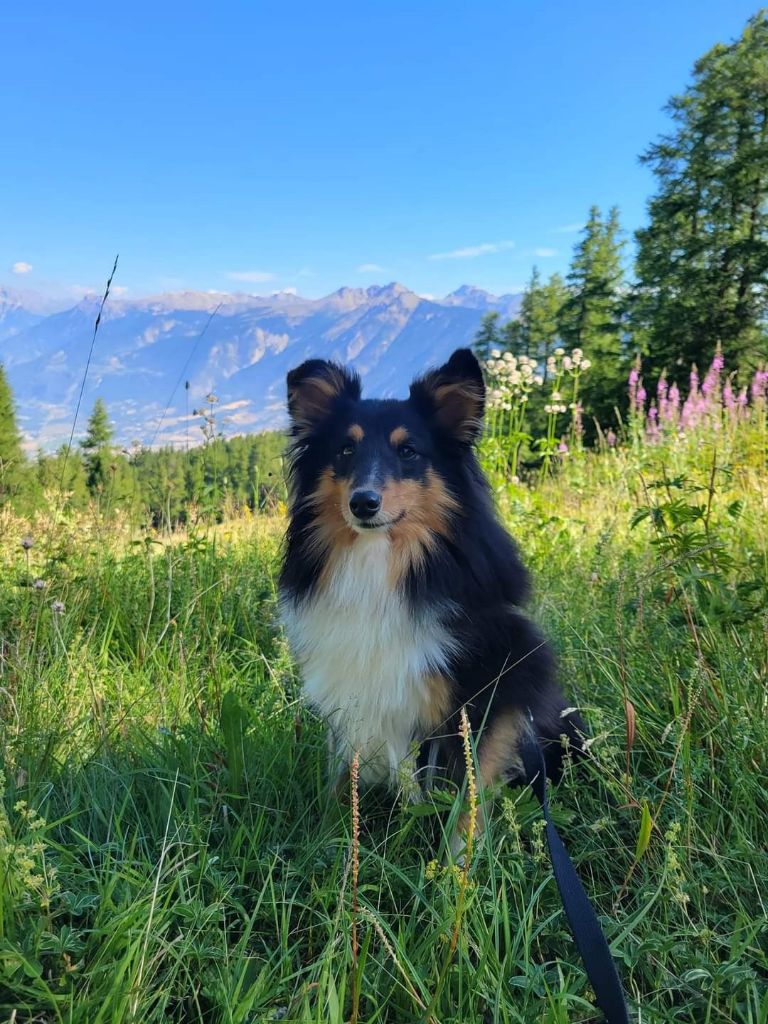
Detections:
[0, 412, 765, 1024]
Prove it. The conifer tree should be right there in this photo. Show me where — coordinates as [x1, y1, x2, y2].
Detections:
[0, 364, 25, 503]
[80, 398, 117, 497]
[561, 206, 626, 425]
[633, 12, 768, 379]
[503, 268, 568, 374]
[473, 311, 501, 361]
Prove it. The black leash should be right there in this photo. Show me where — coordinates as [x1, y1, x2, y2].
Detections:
[519, 712, 630, 1023]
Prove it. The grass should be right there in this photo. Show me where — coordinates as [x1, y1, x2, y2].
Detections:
[0, 431, 766, 1024]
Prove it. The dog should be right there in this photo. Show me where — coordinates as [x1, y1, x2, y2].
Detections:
[279, 348, 585, 852]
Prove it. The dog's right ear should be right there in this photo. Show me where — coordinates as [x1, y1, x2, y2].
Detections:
[286, 359, 361, 437]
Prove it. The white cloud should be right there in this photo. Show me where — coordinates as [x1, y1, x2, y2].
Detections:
[356, 262, 385, 273]
[534, 247, 558, 258]
[226, 270, 276, 283]
[428, 240, 515, 261]
[11, 261, 33, 274]
[552, 223, 583, 234]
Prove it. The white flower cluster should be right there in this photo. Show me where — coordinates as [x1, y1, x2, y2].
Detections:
[546, 346, 591, 376]
[483, 346, 592, 414]
[484, 350, 543, 410]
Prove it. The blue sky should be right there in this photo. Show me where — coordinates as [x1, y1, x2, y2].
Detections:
[1, 1, 759, 302]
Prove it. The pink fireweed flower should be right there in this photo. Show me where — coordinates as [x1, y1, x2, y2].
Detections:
[656, 374, 671, 421]
[606, 430, 617, 447]
[628, 362, 641, 410]
[751, 368, 767, 402]
[557, 441, 569, 454]
[668, 382, 680, 418]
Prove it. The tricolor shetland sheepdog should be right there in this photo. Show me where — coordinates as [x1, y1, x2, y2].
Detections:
[279, 348, 585, 848]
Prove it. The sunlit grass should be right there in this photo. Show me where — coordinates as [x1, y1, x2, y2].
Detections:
[0, 427, 766, 1022]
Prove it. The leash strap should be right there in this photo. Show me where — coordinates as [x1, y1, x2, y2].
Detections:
[519, 713, 630, 1024]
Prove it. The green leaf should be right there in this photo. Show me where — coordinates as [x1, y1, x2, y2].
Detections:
[220, 690, 248, 794]
[635, 802, 653, 860]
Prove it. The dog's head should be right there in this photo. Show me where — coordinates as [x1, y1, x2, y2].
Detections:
[285, 349, 484, 542]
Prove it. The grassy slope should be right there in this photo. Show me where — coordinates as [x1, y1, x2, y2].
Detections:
[0, 436, 766, 1024]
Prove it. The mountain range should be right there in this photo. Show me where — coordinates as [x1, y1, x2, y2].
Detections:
[0, 283, 520, 450]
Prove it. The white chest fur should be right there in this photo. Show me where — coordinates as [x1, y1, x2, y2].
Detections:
[281, 535, 453, 786]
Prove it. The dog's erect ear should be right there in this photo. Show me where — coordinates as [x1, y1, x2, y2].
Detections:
[409, 348, 485, 443]
[286, 359, 361, 436]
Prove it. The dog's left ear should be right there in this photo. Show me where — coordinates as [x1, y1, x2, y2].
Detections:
[409, 348, 485, 443]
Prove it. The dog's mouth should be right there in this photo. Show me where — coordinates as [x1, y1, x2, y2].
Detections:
[350, 510, 407, 532]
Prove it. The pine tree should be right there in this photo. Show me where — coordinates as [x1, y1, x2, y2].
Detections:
[633, 11, 768, 380]
[80, 398, 115, 496]
[503, 268, 568, 374]
[0, 364, 25, 503]
[561, 206, 626, 425]
[473, 311, 501, 361]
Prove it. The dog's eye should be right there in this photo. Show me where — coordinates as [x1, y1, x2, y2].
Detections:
[398, 443, 417, 461]
[337, 443, 355, 459]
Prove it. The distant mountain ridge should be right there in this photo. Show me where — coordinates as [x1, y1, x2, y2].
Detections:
[0, 283, 520, 449]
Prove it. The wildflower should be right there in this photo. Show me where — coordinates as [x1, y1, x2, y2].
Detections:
[20, 536, 34, 551]
[751, 368, 768, 401]
[206, 393, 219, 404]
[32, 579, 46, 591]
[51, 600, 65, 615]
[580, 358, 591, 370]
[558, 442, 569, 454]
[606, 430, 617, 447]
[502, 352, 515, 363]
[571, 348, 582, 360]
[551, 391, 562, 402]
[533, 375, 543, 386]
[490, 349, 501, 359]
[562, 356, 573, 371]
[554, 347, 565, 357]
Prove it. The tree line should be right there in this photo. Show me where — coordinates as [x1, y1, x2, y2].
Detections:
[474, 11, 768, 432]
[0, 386, 287, 524]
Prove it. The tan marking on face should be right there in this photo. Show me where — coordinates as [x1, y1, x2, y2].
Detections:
[389, 426, 409, 446]
[454, 709, 524, 845]
[305, 468, 356, 587]
[348, 424, 364, 442]
[383, 469, 458, 588]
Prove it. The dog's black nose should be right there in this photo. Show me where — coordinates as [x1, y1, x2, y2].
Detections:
[349, 489, 381, 520]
